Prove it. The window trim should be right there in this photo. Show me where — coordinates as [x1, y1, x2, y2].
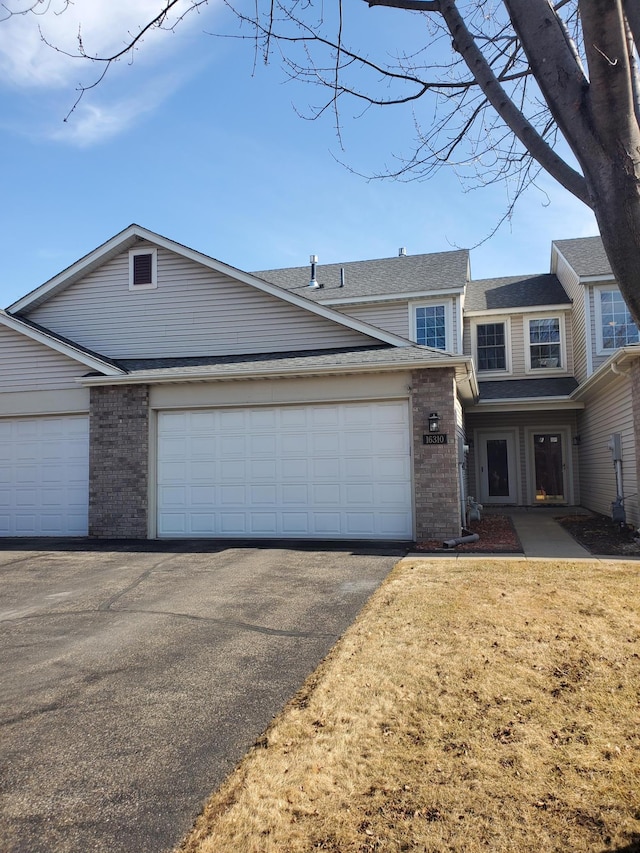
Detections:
[524, 314, 566, 374]
[471, 316, 512, 376]
[129, 247, 158, 291]
[594, 284, 639, 354]
[409, 298, 454, 351]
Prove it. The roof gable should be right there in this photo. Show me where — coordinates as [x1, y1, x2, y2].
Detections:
[552, 236, 612, 277]
[8, 226, 415, 359]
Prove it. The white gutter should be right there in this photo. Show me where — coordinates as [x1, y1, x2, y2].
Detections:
[464, 304, 572, 317]
[319, 287, 464, 306]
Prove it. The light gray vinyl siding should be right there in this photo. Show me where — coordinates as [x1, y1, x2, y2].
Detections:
[577, 375, 638, 527]
[26, 246, 378, 359]
[0, 326, 84, 392]
[465, 410, 579, 505]
[464, 311, 573, 380]
[510, 316, 526, 376]
[341, 296, 461, 352]
[554, 252, 588, 381]
[340, 302, 410, 340]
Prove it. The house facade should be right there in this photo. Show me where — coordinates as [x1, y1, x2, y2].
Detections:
[1, 225, 638, 540]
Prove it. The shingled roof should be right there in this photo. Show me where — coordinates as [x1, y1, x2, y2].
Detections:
[465, 274, 571, 311]
[253, 250, 469, 302]
[478, 377, 579, 400]
[552, 235, 612, 277]
[115, 344, 458, 379]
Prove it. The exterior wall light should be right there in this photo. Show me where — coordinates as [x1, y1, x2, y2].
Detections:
[428, 412, 440, 433]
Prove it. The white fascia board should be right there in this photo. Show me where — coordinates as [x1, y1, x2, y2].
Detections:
[9, 224, 410, 349]
[78, 354, 476, 388]
[0, 311, 124, 376]
[468, 398, 584, 412]
[579, 274, 615, 283]
[464, 304, 572, 317]
[319, 287, 464, 306]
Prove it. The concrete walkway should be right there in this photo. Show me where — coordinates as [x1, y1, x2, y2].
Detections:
[504, 508, 592, 558]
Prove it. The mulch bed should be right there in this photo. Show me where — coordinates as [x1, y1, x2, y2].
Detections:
[415, 513, 522, 553]
[557, 513, 640, 556]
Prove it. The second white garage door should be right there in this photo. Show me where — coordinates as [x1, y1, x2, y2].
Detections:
[157, 401, 412, 539]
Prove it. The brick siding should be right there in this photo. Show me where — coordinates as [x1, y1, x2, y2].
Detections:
[411, 368, 461, 540]
[89, 385, 149, 538]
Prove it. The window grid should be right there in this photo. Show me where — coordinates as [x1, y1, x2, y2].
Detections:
[529, 318, 561, 369]
[600, 290, 639, 349]
[415, 305, 446, 349]
[477, 323, 506, 371]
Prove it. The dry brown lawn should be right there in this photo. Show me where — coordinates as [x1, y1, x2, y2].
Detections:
[177, 558, 640, 853]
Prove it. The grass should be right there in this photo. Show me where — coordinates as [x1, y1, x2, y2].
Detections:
[177, 558, 640, 853]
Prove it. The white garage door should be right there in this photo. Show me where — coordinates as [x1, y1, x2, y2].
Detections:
[157, 401, 412, 539]
[0, 415, 89, 536]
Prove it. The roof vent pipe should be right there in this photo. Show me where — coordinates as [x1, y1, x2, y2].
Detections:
[309, 254, 320, 288]
[340, 267, 345, 288]
[399, 247, 407, 257]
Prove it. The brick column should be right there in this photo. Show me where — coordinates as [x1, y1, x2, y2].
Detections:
[89, 385, 149, 539]
[411, 368, 461, 541]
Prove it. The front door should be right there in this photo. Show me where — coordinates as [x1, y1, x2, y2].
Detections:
[477, 431, 518, 504]
[533, 432, 565, 503]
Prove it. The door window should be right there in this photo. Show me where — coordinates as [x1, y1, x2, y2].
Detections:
[533, 433, 564, 502]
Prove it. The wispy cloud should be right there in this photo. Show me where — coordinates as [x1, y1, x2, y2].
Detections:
[0, 0, 205, 88]
[47, 67, 190, 145]
[0, 0, 217, 143]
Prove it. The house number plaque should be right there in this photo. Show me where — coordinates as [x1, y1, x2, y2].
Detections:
[423, 433, 448, 445]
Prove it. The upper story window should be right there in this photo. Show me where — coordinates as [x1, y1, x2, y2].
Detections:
[475, 320, 509, 372]
[412, 300, 453, 350]
[526, 317, 563, 370]
[595, 287, 639, 351]
[129, 248, 157, 290]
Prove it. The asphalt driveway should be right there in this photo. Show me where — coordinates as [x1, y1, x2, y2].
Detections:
[0, 539, 404, 853]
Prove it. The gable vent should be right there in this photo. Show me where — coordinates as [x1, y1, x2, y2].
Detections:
[133, 253, 153, 285]
[129, 247, 157, 290]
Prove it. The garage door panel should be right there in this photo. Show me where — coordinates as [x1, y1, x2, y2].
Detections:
[282, 484, 308, 503]
[220, 485, 245, 504]
[220, 435, 245, 456]
[281, 459, 308, 479]
[312, 458, 340, 479]
[282, 513, 309, 535]
[220, 513, 245, 533]
[311, 407, 339, 427]
[190, 513, 215, 534]
[312, 513, 341, 535]
[157, 402, 412, 540]
[280, 433, 308, 455]
[250, 484, 277, 505]
[251, 513, 277, 534]
[250, 460, 277, 479]
[250, 434, 276, 455]
[281, 409, 307, 427]
[220, 460, 245, 479]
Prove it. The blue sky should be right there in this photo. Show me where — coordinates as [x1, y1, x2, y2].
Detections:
[0, 0, 597, 308]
